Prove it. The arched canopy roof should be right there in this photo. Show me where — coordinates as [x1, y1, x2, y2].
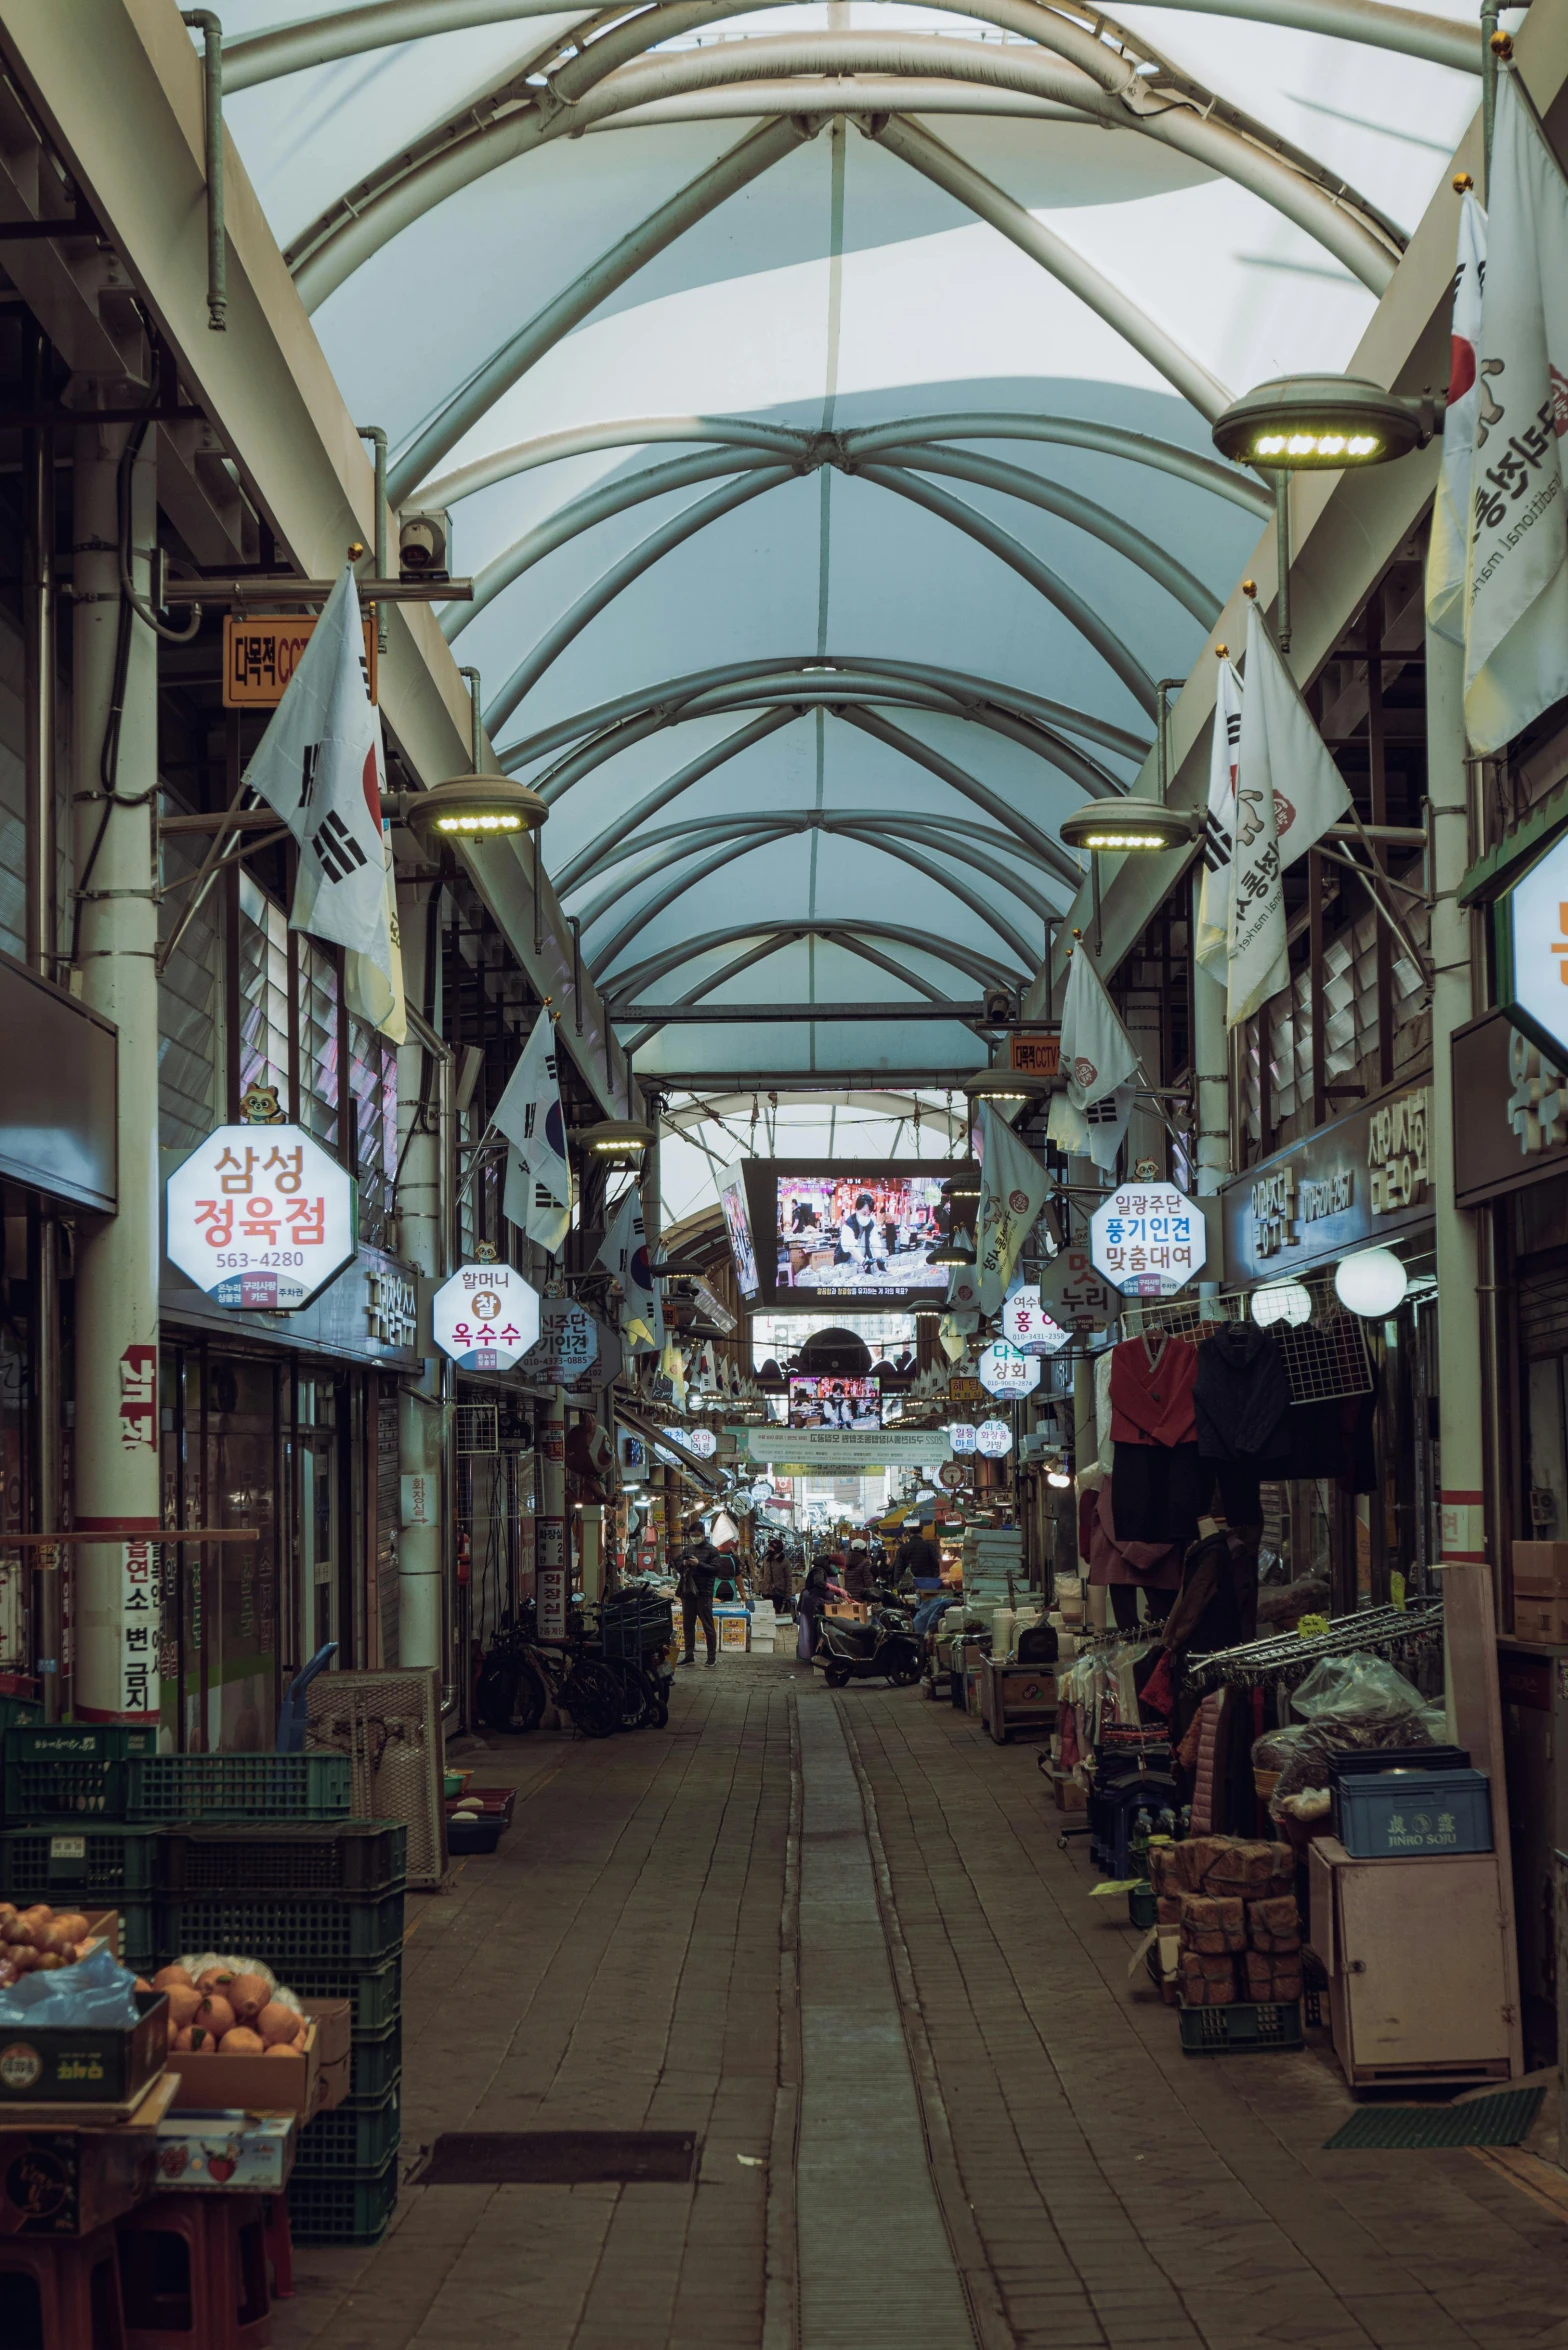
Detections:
[219, 0, 1482, 1115]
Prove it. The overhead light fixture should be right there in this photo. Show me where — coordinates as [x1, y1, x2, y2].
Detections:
[913, 1303, 941, 1321]
[962, 1069, 1048, 1108]
[394, 774, 548, 840]
[1059, 802, 1197, 856]
[574, 1118, 654, 1168]
[928, 1233, 976, 1267]
[1333, 1247, 1409, 1318]
[1211, 375, 1437, 471]
[942, 1172, 982, 1204]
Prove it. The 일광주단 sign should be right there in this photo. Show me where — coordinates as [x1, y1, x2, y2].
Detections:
[1089, 1181, 1205, 1299]
[431, 1262, 542, 1371]
[166, 1124, 356, 1310]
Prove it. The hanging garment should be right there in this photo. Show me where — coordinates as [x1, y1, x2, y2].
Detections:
[1112, 1437, 1204, 1547]
[1193, 1324, 1291, 1464]
[1087, 1480, 1182, 1592]
[1095, 1347, 1115, 1473]
[1109, 1332, 1199, 1449]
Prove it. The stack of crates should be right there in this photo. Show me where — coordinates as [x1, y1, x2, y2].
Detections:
[1, 1723, 404, 2246]
[154, 1820, 406, 2247]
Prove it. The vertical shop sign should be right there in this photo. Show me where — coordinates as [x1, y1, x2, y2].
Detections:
[118, 1346, 157, 1450]
[537, 1518, 567, 1642]
[121, 1538, 159, 1716]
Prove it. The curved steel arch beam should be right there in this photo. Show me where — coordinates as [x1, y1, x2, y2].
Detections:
[864, 115, 1229, 419]
[555, 708, 800, 895]
[501, 653, 1146, 774]
[567, 808, 1070, 917]
[832, 704, 1082, 886]
[482, 469, 795, 735]
[619, 925, 985, 1056]
[224, 0, 1480, 91]
[606, 920, 1023, 1001]
[869, 444, 1220, 627]
[386, 118, 813, 504]
[855, 463, 1157, 715]
[422, 417, 809, 510]
[820, 825, 1040, 965]
[841, 413, 1271, 515]
[529, 676, 1122, 808]
[445, 446, 792, 639]
[589, 828, 809, 977]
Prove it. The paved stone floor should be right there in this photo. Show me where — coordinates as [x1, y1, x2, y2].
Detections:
[275, 1655, 1568, 2350]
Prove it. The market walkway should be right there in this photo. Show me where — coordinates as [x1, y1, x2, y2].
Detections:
[276, 1657, 1568, 2350]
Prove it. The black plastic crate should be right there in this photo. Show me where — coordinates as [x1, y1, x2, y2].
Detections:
[293, 2083, 401, 2176]
[158, 1889, 403, 1970]
[260, 1953, 401, 2036]
[156, 1820, 406, 1898]
[286, 2153, 398, 2245]
[0, 1824, 164, 1900]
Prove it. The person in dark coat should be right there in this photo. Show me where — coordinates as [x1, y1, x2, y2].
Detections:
[796, 1555, 846, 1660]
[843, 1542, 877, 1601]
[678, 1539, 722, 1668]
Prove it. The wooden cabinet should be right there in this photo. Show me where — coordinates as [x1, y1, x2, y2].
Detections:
[1308, 1835, 1513, 2089]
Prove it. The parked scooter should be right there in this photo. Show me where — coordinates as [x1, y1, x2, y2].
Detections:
[813, 1599, 923, 1689]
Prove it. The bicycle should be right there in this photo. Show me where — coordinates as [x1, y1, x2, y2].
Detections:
[476, 1606, 623, 1739]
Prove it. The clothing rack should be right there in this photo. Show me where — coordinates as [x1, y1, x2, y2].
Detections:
[1183, 1599, 1443, 1691]
[1116, 1292, 1374, 1405]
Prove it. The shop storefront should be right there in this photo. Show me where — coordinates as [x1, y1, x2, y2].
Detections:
[159, 1245, 419, 1750]
[1221, 1073, 1437, 1612]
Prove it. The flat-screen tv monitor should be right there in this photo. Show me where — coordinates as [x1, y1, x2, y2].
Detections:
[728, 1159, 978, 1309]
[788, 1374, 883, 1431]
[718, 1166, 760, 1300]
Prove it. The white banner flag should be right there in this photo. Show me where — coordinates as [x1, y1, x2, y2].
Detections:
[597, 1186, 664, 1352]
[1058, 944, 1138, 1110]
[1426, 187, 1488, 647]
[1464, 74, 1568, 755]
[1195, 656, 1243, 973]
[1227, 599, 1352, 1028]
[345, 803, 407, 1044]
[975, 1103, 1053, 1314]
[245, 568, 395, 1001]
[494, 1008, 571, 1210]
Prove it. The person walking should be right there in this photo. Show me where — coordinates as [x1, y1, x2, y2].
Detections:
[678, 1535, 722, 1668]
[760, 1536, 792, 1615]
[796, 1552, 846, 1662]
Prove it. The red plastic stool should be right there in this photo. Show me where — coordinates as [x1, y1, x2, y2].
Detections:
[0, 2218, 127, 2348]
[261, 2195, 293, 2299]
[116, 2191, 271, 2349]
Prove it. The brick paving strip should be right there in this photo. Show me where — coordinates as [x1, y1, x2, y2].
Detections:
[270, 1658, 1568, 2350]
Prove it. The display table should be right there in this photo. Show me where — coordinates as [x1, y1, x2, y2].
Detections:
[977, 1655, 1058, 1745]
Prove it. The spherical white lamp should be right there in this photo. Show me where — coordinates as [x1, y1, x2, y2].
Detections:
[1333, 1248, 1408, 1318]
[1252, 1280, 1312, 1329]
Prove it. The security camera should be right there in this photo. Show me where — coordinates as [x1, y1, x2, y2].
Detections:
[399, 509, 452, 578]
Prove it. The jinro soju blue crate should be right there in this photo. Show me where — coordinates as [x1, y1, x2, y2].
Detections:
[1332, 1766, 1492, 1859]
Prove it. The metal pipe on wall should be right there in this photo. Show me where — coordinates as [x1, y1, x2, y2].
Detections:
[22, 323, 54, 980]
[69, 421, 163, 1723]
[395, 887, 453, 1675]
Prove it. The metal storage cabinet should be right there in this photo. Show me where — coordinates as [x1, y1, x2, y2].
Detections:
[1497, 1638, 1568, 2066]
[1308, 1836, 1514, 2089]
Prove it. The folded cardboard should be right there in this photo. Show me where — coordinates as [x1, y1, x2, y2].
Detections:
[155, 2110, 295, 2194]
[0, 1989, 167, 2110]
[1512, 1542, 1568, 1598]
[1512, 1597, 1568, 1645]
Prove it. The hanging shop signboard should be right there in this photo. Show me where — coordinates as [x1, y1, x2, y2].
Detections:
[1090, 1181, 1204, 1299]
[667, 1426, 717, 1459]
[938, 1461, 968, 1490]
[976, 1418, 1013, 1456]
[431, 1262, 542, 1371]
[1221, 1075, 1433, 1283]
[223, 612, 378, 708]
[744, 1428, 952, 1470]
[165, 1124, 356, 1311]
[1452, 1008, 1568, 1206]
[521, 1299, 599, 1385]
[1495, 829, 1568, 1064]
[1038, 1246, 1116, 1333]
[948, 1423, 977, 1454]
[978, 1341, 1041, 1400]
[1001, 1285, 1070, 1355]
[1007, 1028, 1060, 1078]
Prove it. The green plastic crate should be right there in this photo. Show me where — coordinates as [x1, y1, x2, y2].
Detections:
[1127, 1882, 1157, 1931]
[0, 1695, 44, 1735]
[156, 1820, 405, 1897]
[1177, 1998, 1304, 2055]
[126, 1752, 351, 1823]
[272, 1953, 401, 2035]
[286, 2152, 398, 2245]
[0, 1825, 164, 1900]
[159, 1889, 403, 1970]
[292, 2083, 401, 2176]
[348, 2021, 401, 2103]
[4, 1723, 159, 1820]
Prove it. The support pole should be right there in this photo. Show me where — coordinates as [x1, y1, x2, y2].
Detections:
[396, 889, 451, 1673]
[1191, 870, 1230, 1197]
[22, 324, 54, 979]
[538, 1390, 568, 1640]
[70, 423, 162, 1724]
[181, 12, 228, 329]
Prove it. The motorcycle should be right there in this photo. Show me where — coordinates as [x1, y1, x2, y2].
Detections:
[813, 1597, 923, 1690]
